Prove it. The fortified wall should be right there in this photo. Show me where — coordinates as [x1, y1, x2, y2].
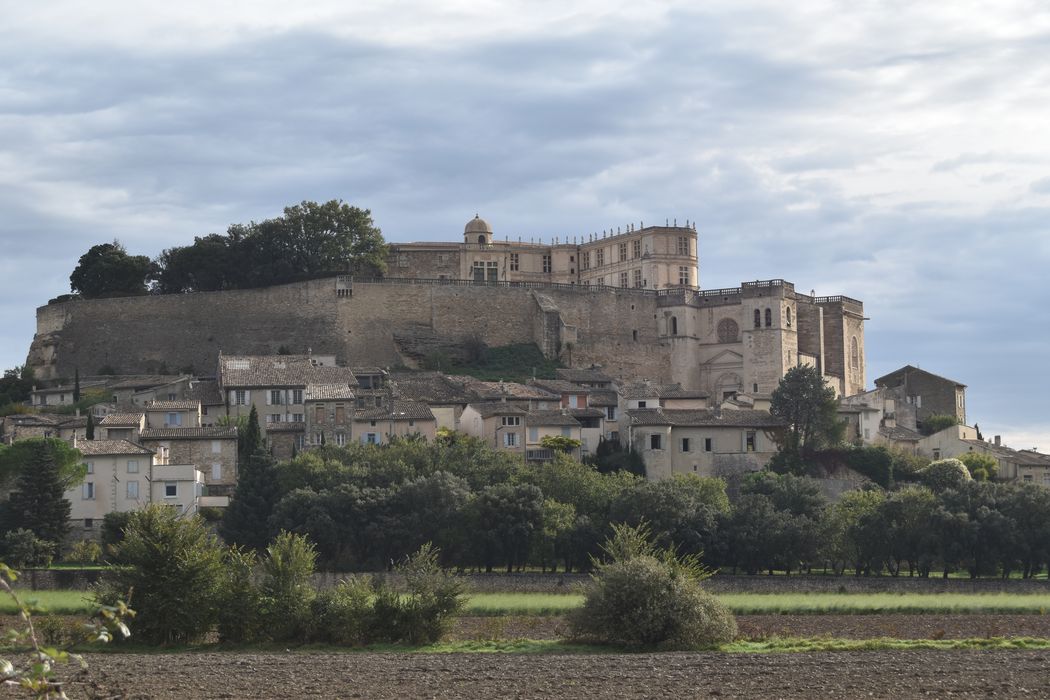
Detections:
[26, 277, 673, 384]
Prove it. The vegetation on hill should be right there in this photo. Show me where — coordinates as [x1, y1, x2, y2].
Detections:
[422, 342, 562, 382]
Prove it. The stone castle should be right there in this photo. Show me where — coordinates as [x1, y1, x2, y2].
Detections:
[26, 216, 866, 398]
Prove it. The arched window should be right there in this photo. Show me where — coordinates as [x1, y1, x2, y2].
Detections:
[670, 317, 678, 336]
[478, 235, 486, 245]
[753, 309, 761, 328]
[786, 307, 792, 327]
[850, 336, 860, 370]
[765, 308, 772, 327]
[717, 318, 739, 344]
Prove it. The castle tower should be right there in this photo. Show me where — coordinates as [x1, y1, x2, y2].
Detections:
[465, 214, 493, 246]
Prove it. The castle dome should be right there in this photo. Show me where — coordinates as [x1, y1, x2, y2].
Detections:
[464, 214, 493, 235]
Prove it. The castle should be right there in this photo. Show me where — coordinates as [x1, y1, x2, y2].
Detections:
[26, 215, 866, 399]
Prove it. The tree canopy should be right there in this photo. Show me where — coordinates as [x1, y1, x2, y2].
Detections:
[152, 200, 388, 293]
[69, 241, 152, 298]
[769, 365, 844, 468]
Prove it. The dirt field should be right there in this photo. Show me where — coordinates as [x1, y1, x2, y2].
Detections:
[46, 649, 1050, 698]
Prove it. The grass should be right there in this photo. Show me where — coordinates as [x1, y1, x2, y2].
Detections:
[722, 637, 1050, 653]
[0, 590, 96, 615]
[426, 343, 563, 383]
[465, 593, 584, 616]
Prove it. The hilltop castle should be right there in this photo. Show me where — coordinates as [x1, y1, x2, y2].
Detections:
[26, 215, 865, 399]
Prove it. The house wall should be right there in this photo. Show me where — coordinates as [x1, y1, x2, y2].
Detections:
[633, 425, 776, 480]
[137, 437, 238, 490]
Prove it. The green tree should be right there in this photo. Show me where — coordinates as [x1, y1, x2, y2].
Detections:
[0, 366, 34, 412]
[86, 411, 95, 440]
[2, 439, 83, 546]
[959, 452, 999, 481]
[921, 413, 959, 436]
[769, 365, 844, 473]
[921, 458, 972, 491]
[468, 483, 545, 572]
[540, 434, 582, 453]
[69, 241, 151, 297]
[826, 489, 886, 576]
[220, 453, 281, 551]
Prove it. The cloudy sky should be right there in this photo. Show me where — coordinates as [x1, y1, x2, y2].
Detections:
[2, 1, 1048, 449]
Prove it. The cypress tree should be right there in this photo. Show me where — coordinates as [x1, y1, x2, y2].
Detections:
[220, 405, 277, 550]
[5, 439, 73, 545]
[85, 412, 95, 440]
[73, 368, 81, 404]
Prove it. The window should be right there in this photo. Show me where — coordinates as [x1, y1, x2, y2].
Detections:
[84, 519, 93, 529]
[364, 433, 379, 445]
[632, 329, 638, 341]
[677, 236, 689, 255]
[529, 427, 539, 442]
[717, 318, 739, 343]
[335, 405, 345, 423]
[637, 400, 647, 409]
[270, 390, 282, 405]
[704, 438, 713, 452]
[503, 432, 518, 447]
[568, 395, 579, 408]
[746, 431, 756, 452]
[211, 463, 222, 480]
[632, 269, 642, 287]
[619, 272, 628, 288]
[315, 405, 325, 423]
[850, 336, 860, 370]
[649, 434, 662, 450]
[618, 243, 628, 261]
[632, 240, 641, 258]
[268, 413, 282, 424]
[581, 251, 590, 270]
[932, 448, 941, 460]
[235, 390, 247, 405]
[542, 255, 552, 273]
[510, 253, 519, 271]
[786, 307, 792, 327]
[1024, 474, 1033, 483]
[596, 249, 605, 266]
[164, 482, 177, 498]
[335, 433, 346, 446]
[127, 480, 139, 499]
[753, 383, 759, 393]
[670, 317, 678, 335]
[127, 460, 139, 474]
[296, 434, 306, 449]
[202, 406, 209, 415]
[754, 309, 761, 329]
[292, 413, 304, 423]
[83, 482, 94, 500]
[681, 438, 691, 452]
[85, 461, 93, 475]
[765, 308, 772, 327]
[606, 406, 617, 420]
[561, 427, 572, 437]
[679, 266, 690, 286]
[292, 389, 303, 404]
[166, 412, 182, 426]
[168, 392, 177, 401]
[610, 431, 619, 441]
[501, 416, 521, 427]
[211, 440, 222, 454]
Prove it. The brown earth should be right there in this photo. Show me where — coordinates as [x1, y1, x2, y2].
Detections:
[40, 649, 1050, 698]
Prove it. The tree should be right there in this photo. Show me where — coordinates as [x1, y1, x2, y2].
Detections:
[540, 435, 582, 454]
[220, 453, 281, 551]
[69, 241, 151, 297]
[920, 414, 959, 436]
[769, 365, 844, 472]
[2, 439, 84, 545]
[0, 366, 33, 411]
[921, 458, 972, 491]
[959, 452, 999, 481]
[86, 412, 96, 440]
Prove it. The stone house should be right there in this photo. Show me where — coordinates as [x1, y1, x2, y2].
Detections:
[305, 383, 356, 448]
[97, 413, 145, 441]
[108, 375, 194, 410]
[917, 425, 1050, 482]
[30, 379, 108, 408]
[625, 408, 783, 480]
[874, 366, 966, 431]
[186, 379, 225, 426]
[137, 426, 239, 496]
[351, 400, 436, 445]
[524, 410, 583, 462]
[459, 401, 528, 454]
[0, 413, 86, 444]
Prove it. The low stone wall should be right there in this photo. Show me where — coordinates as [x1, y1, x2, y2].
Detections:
[15, 568, 1050, 594]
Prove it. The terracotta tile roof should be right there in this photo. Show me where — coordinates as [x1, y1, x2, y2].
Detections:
[879, 425, 922, 442]
[476, 381, 560, 400]
[144, 400, 200, 411]
[139, 427, 238, 440]
[7, 414, 64, 426]
[304, 384, 356, 401]
[260, 422, 306, 433]
[554, 368, 614, 384]
[528, 379, 587, 395]
[628, 408, 784, 428]
[389, 372, 480, 404]
[187, 380, 224, 406]
[621, 381, 707, 400]
[568, 408, 605, 419]
[586, 389, 619, 407]
[467, 402, 529, 418]
[526, 410, 581, 427]
[355, 400, 435, 422]
[76, 439, 153, 456]
[99, 413, 144, 427]
[961, 440, 1050, 466]
[874, 365, 967, 389]
[219, 355, 356, 388]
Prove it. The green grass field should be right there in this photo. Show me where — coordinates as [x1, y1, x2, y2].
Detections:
[0, 590, 96, 615]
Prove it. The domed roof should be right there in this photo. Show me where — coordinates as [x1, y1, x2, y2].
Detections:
[464, 214, 493, 235]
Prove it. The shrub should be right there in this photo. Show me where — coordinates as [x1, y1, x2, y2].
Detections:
[310, 576, 374, 645]
[216, 546, 264, 644]
[0, 529, 56, 568]
[959, 452, 999, 481]
[921, 414, 959, 436]
[66, 539, 102, 565]
[392, 543, 466, 645]
[922, 458, 972, 491]
[100, 505, 225, 644]
[259, 531, 317, 642]
[568, 523, 736, 650]
[100, 511, 133, 553]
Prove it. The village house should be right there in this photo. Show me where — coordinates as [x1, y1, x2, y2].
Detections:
[874, 365, 966, 432]
[305, 383, 356, 449]
[525, 410, 584, 462]
[351, 400, 436, 445]
[459, 401, 528, 454]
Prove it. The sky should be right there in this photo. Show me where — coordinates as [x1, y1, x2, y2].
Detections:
[1, 1, 1048, 450]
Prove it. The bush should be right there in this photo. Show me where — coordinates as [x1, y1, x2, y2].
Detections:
[921, 414, 959, 436]
[392, 543, 466, 645]
[216, 546, 264, 644]
[922, 458, 972, 491]
[310, 576, 374, 645]
[568, 523, 736, 650]
[66, 539, 102, 565]
[100, 505, 225, 645]
[259, 531, 317, 642]
[101, 511, 133, 553]
[959, 452, 999, 481]
[0, 529, 55, 568]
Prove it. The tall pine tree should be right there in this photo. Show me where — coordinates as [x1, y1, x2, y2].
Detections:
[5, 439, 75, 545]
[220, 405, 279, 550]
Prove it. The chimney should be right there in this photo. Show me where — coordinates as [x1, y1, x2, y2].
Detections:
[71, 434, 77, 449]
[994, 435, 1001, 447]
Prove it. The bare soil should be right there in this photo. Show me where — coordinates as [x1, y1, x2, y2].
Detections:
[44, 649, 1050, 698]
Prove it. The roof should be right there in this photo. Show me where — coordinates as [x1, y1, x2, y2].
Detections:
[6, 413, 64, 426]
[33, 380, 108, 394]
[76, 439, 153, 456]
[187, 380, 224, 406]
[568, 408, 605, 419]
[621, 381, 707, 400]
[219, 355, 356, 388]
[304, 384, 356, 401]
[961, 440, 1050, 466]
[628, 408, 785, 428]
[586, 389, 619, 407]
[466, 402, 529, 418]
[476, 381, 560, 401]
[554, 368, 614, 384]
[99, 413, 144, 427]
[108, 375, 190, 391]
[355, 400, 435, 422]
[263, 422, 306, 433]
[874, 365, 967, 389]
[389, 372, 480, 404]
[526, 410, 581, 427]
[528, 379, 587, 395]
[144, 400, 200, 411]
[351, 366, 385, 376]
[878, 425, 923, 442]
[465, 214, 492, 234]
[139, 427, 238, 440]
